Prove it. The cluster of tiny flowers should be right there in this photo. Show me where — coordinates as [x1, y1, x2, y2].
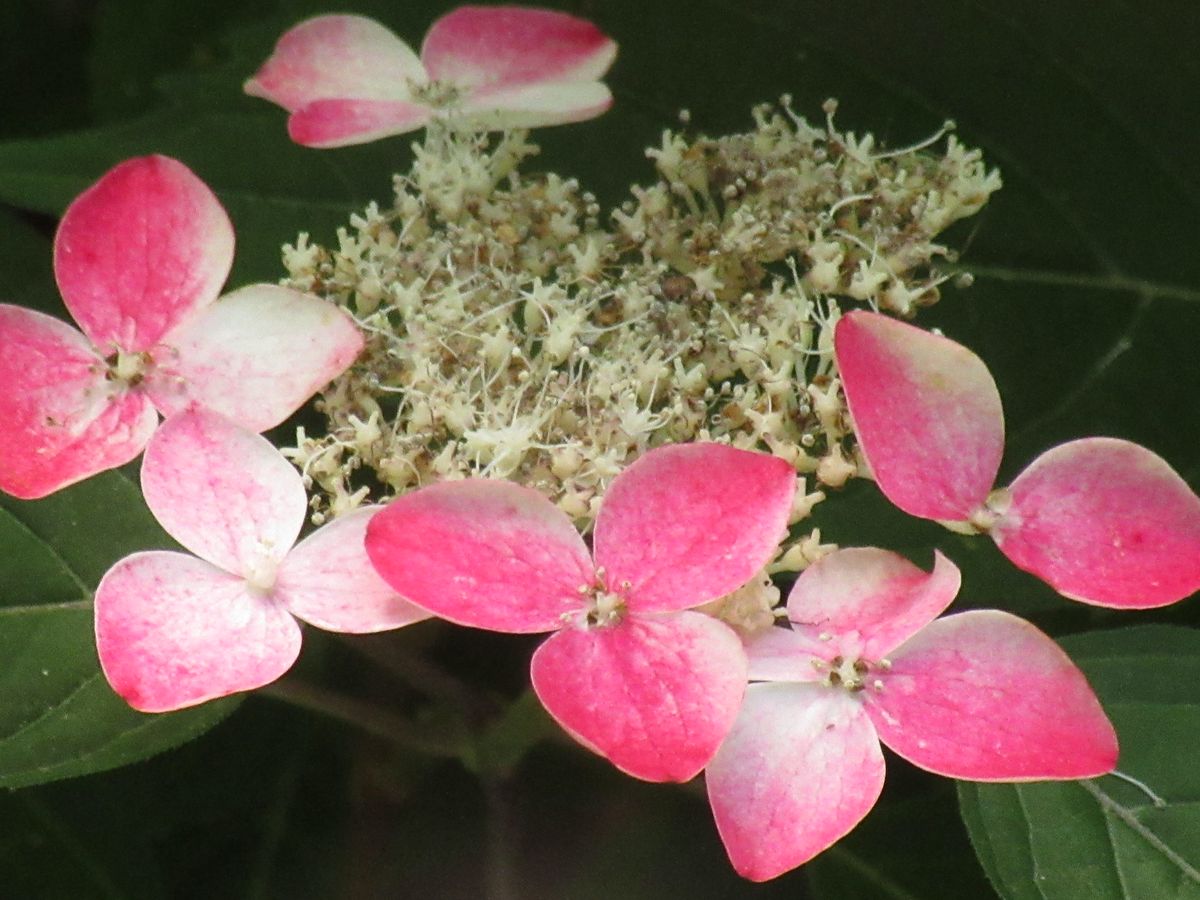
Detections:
[278, 101, 1000, 584]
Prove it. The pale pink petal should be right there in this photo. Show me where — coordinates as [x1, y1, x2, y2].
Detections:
[244, 14, 426, 112]
[143, 284, 363, 431]
[593, 444, 794, 613]
[530, 611, 747, 782]
[455, 80, 612, 130]
[95, 551, 303, 713]
[54, 156, 234, 352]
[993, 438, 1200, 608]
[0, 305, 157, 498]
[835, 311, 1004, 521]
[785, 548, 961, 661]
[422, 6, 616, 89]
[706, 683, 886, 882]
[277, 507, 432, 633]
[365, 480, 593, 633]
[141, 408, 306, 575]
[744, 626, 827, 683]
[286, 99, 433, 148]
[865, 610, 1118, 780]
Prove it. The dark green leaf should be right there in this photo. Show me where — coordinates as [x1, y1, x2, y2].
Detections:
[0, 473, 235, 788]
[959, 625, 1200, 900]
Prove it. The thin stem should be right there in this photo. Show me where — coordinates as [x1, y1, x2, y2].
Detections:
[1106, 769, 1168, 808]
[483, 775, 519, 900]
[1080, 779, 1200, 884]
[259, 677, 463, 759]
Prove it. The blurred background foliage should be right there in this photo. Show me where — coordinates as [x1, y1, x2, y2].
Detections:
[0, 1, 1197, 897]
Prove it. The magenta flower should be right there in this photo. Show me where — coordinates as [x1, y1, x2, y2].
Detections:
[0, 155, 363, 500]
[705, 547, 1118, 882]
[95, 408, 429, 713]
[835, 310, 1200, 608]
[245, 7, 617, 148]
[365, 444, 795, 782]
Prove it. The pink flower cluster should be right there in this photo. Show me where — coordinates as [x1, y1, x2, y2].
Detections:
[244, 6, 617, 147]
[4, 5, 1199, 884]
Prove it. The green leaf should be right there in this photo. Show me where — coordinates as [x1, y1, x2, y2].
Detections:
[0, 473, 236, 789]
[959, 625, 1200, 900]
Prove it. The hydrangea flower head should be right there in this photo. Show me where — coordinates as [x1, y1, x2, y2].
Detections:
[95, 408, 429, 712]
[0, 155, 363, 499]
[365, 443, 796, 781]
[705, 547, 1118, 881]
[245, 7, 617, 148]
[835, 310, 1200, 608]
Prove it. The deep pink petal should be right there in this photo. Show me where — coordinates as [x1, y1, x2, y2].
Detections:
[530, 611, 747, 782]
[287, 99, 433, 148]
[593, 444, 794, 613]
[277, 507, 432, 633]
[365, 479, 593, 633]
[785, 548, 961, 660]
[141, 408, 306, 575]
[0, 305, 157, 498]
[993, 438, 1200, 608]
[95, 551, 302, 712]
[454, 80, 612, 130]
[54, 156, 234, 352]
[835, 311, 1004, 521]
[866, 610, 1118, 780]
[144, 284, 363, 431]
[244, 14, 425, 112]
[706, 683, 886, 882]
[422, 6, 616, 89]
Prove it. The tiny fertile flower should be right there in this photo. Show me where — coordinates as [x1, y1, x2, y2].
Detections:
[835, 310, 1200, 608]
[0, 155, 363, 499]
[245, 7, 617, 148]
[705, 547, 1118, 881]
[95, 408, 429, 713]
[365, 444, 795, 782]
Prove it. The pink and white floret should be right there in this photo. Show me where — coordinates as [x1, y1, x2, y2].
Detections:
[245, 6, 617, 148]
[0, 155, 363, 499]
[834, 310, 1200, 608]
[365, 443, 796, 782]
[705, 547, 1118, 881]
[94, 408, 429, 713]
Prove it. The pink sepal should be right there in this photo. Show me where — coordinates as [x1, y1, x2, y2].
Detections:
[593, 444, 795, 613]
[95, 551, 303, 712]
[244, 14, 425, 112]
[455, 81, 612, 130]
[834, 311, 1003, 521]
[140, 409, 306, 576]
[530, 611, 747, 782]
[144, 284, 363, 431]
[994, 438, 1200, 608]
[278, 506, 433, 633]
[287, 99, 433, 148]
[365, 479, 594, 633]
[422, 6, 617, 88]
[53, 156, 233, 352]
[785, 548, 961, 661]
[0, 305, 157, 499]
[706, 683, 886, 882]
[866, 610, 1118, 780]
[744, 627, 827, 683]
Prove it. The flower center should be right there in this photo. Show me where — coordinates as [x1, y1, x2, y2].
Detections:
[105, 349, 150, 387]
[578, 567, 630, 627]
[243, 546, 280, 595]
[815, 654, 890, 693]
[410, 78, 466, 110]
